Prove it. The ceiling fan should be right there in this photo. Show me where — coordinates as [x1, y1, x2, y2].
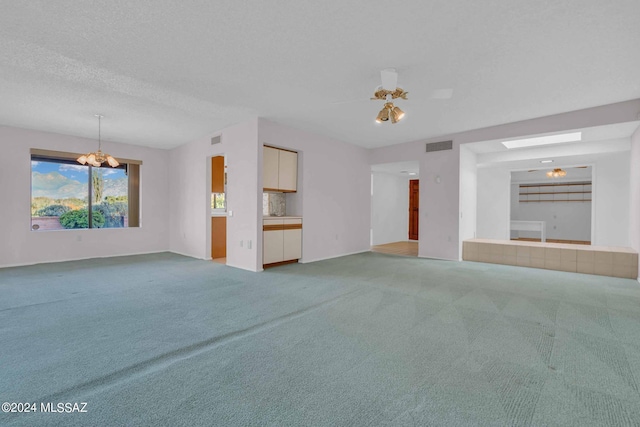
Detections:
[372, 68, 407, 124]
[328, 68, 453, 123]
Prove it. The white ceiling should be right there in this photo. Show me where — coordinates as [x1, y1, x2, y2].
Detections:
[1, 1, 639, 150]
[466, 120, 636, 176]
[465, 122, 640, 155]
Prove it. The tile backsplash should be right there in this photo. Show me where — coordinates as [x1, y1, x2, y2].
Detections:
[263, 193, 286, 216]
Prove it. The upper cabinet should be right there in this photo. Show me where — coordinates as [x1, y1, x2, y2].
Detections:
[211, 156, 225, 193]
[263, 145, 297, 192]
[263, 146, 280, 190]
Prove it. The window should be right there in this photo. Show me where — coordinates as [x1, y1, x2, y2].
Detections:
[211, 193, 226, 210]
[30, 149, 141, 231]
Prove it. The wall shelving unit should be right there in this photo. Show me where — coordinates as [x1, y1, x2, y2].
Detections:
[519, 181, 592, 203]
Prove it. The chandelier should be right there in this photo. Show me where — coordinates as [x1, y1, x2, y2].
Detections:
[546, 168, 566, 178]
[77, 115, 119, 167]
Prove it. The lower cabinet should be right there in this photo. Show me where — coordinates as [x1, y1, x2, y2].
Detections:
[263, 218, 302, 267]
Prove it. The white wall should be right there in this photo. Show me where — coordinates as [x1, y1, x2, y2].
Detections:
[169, 119, 262, 272]
[476, 168, 511, 240]
[510, 184, 519, 238]
[459, 146, 477, 258]
[0, 125, 170, 268]
[420, 145, 461, 260]
[510, 183, 592, 241]
[371, 172, 409, 245]
[258, 119, 371, 263]
[593, 152, 630, 246]
[629, 125, 640, 279]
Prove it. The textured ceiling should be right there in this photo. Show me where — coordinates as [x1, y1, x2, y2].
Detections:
[1, 1, 639, 149]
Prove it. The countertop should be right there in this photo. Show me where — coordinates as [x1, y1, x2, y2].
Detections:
[263, 216, 302, 219]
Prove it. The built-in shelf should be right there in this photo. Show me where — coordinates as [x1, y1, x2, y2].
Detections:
[519, 191, 591, 195]
[519, 181, 592, 203]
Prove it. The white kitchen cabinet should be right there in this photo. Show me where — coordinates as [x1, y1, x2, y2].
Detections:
[263, 218, 302, 267]
[278, 149, 298, 192]
[283, 229, 302, 260]
[263, 146, 280, 191]
[263, 145, 297, 192]
[263, 232, 285, 265]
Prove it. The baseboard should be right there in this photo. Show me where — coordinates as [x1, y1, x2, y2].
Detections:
[418, 255, 457, 262]
[0, 250, 169, 270]
[371, 240, 418, 246]
[167, 249, 206, 260]
[300, 249, 370, 264]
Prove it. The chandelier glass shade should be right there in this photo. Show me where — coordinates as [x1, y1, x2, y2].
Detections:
[546, 168, 567, 178]
[77, 115, 119, 168]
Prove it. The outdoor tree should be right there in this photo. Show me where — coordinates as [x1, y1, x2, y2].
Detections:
[92, 168, 104, 203]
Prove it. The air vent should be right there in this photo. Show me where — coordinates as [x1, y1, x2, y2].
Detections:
[211, 135, 221, 145]
[426, 140, 452, 152]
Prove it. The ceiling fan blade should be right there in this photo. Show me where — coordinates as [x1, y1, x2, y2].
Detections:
[380, 68, 398, 91]
[429, 88, 454, 99]
[328, 97, 369, 105]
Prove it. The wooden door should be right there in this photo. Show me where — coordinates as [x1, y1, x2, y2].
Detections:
[211, 217, 227, 259]
[409, 179, 419, 240]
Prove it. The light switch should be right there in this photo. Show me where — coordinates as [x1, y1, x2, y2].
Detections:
[228, 210, 233, 217]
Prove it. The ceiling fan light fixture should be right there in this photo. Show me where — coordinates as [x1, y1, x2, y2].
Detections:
[377, 102, 395, 123]
[390, 105, 405, 124]
[376, 107, 390, 123]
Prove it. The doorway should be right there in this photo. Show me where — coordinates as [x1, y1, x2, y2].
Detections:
[409, 179, 419, 240]
[211, 155, 227, 264]
[370, 161, 419, 257]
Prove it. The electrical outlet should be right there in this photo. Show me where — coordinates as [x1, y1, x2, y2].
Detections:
[240, 240, 243, 247]
[76, 235, 82, 242]
[248, 240, 252, 249]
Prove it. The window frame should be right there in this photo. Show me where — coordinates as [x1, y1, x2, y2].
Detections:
[30, 149, 142, 230]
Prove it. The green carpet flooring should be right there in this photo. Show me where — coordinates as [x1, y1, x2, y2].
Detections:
[1, 252, 640, 426]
